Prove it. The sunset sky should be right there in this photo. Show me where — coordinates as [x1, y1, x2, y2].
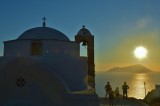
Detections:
[0, 0, 160, 71]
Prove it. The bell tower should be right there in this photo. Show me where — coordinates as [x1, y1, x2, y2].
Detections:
[75, 25, 95, 90]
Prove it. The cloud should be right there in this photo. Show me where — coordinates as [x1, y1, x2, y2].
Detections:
[136, 17, 152, 29]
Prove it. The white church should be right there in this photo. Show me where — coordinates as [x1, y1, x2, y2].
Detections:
[0, 19, 99, 106]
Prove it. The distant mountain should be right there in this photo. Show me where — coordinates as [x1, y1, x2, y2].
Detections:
[107, 64, 152, 73]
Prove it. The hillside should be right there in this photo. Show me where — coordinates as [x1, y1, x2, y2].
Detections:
[107, 64, 152, 73]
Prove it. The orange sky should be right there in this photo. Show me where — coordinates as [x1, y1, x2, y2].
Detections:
[95, 31, 160, 72]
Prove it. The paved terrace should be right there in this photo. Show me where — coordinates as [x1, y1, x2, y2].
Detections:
[99, 97, 149, 106]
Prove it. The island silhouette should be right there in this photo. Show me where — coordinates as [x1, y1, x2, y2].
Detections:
[107, 64, 152, 73]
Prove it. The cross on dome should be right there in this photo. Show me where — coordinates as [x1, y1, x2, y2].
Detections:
[42, 17, 46, 27]
[82, 25, 85, 28]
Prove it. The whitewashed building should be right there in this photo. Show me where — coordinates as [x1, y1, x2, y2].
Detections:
[0, 19, 99, 106]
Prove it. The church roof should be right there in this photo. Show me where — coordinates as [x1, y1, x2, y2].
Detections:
[17, 27, 70, 41]
[76, 25, 92, 36]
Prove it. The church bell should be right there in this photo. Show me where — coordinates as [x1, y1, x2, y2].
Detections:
[82, 41, 87, 46]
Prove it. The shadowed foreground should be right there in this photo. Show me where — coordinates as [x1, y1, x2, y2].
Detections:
[99, 97, 149, 106]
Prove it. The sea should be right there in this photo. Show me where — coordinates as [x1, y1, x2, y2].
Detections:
[96, 71, 160, 99]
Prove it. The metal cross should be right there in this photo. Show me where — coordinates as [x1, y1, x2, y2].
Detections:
[42, 17, 46, 22]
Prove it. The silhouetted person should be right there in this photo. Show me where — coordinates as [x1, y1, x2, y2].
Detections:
[122, 82, 129, 99]
[115, 87, 119, 99]
[104, 82, 111, 100]
[109, 87, 114, 106]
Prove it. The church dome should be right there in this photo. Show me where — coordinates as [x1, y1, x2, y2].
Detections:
[17, 27, 70, 41]
[76, 25, 92, 36]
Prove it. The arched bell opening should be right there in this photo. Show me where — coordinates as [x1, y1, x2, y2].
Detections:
[80, 42, 87, 57]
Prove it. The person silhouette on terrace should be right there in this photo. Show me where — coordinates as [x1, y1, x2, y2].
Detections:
[104, 82, 111, 100]
[109, 87, 114, 106]
[115, 87, 120, 99]
[122, 82, 129, 99]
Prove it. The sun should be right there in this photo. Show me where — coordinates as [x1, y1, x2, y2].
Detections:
[134, 46, 148, 59]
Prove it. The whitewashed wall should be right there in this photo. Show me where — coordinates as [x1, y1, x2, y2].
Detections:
[4, 40, 79, 57]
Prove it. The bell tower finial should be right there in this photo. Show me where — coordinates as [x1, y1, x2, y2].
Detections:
[42, 17, 46, 27]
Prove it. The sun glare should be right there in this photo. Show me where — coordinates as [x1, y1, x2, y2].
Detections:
[134, 46, 148, 59]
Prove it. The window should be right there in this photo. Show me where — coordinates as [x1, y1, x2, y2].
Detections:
[31, 41, 42, 56]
